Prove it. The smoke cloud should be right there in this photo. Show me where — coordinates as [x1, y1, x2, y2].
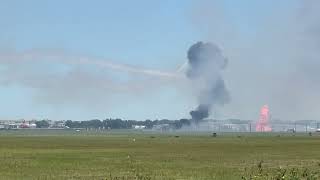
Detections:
[186, 42, 230, 122]
[189, 0, 320, 121]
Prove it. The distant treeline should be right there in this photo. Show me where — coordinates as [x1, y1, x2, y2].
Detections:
[34, 118, 258, 129]
[33, 118, 320, 129]
[63, 119, 192, 129]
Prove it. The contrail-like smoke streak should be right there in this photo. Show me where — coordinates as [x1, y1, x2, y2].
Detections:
[0, 49, 187, 108]
[0, 50, 183, 79]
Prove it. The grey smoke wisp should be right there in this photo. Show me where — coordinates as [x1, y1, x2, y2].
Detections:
[0, 50, 182, 79]
[186, 42, 230, 122]
[0, 49, 185, 107]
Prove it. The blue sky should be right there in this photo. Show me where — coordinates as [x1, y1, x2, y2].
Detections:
[2, 0, 317, 121]
[0, 0, 200, 120]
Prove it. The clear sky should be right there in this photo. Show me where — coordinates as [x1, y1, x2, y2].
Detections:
[2, 0, 319, 121]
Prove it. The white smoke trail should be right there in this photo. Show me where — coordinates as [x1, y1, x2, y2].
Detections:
[0, 49, 190, 109]
[0, 49, 184, 79]
[176, 61, 188, 73]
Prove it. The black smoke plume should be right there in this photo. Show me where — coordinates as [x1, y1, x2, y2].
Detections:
[186, 42, 230, 123]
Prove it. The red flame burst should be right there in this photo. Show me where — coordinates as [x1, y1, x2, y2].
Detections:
[256, 105, 272, 132]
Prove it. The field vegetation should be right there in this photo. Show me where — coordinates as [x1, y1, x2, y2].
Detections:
[0, 130, 319, 179]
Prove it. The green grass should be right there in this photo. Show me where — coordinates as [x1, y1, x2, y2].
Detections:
[0, 130, 319, 179]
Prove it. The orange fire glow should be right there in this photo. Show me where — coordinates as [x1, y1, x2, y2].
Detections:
[256, 105, 272, 132]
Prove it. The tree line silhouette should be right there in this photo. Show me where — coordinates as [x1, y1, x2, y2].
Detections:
[63, 118, 191, 129]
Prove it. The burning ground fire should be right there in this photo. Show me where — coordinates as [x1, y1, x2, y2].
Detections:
[256, 105, 272, 132]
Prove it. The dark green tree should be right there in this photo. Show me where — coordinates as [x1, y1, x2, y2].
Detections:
[35, 120, 50, 128]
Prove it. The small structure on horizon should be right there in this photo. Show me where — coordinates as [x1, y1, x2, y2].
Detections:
[133, 125, 146, 130]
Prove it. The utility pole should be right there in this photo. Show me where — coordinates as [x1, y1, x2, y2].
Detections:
[305, 123, 308, 133]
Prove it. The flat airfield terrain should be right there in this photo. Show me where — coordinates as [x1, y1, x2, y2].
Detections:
[0, 130, 319, 179]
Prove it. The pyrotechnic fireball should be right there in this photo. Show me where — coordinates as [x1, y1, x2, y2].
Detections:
[256, 105, 272, 132]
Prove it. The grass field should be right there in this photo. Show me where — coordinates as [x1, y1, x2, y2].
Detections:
[0, 130, 319, 179]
